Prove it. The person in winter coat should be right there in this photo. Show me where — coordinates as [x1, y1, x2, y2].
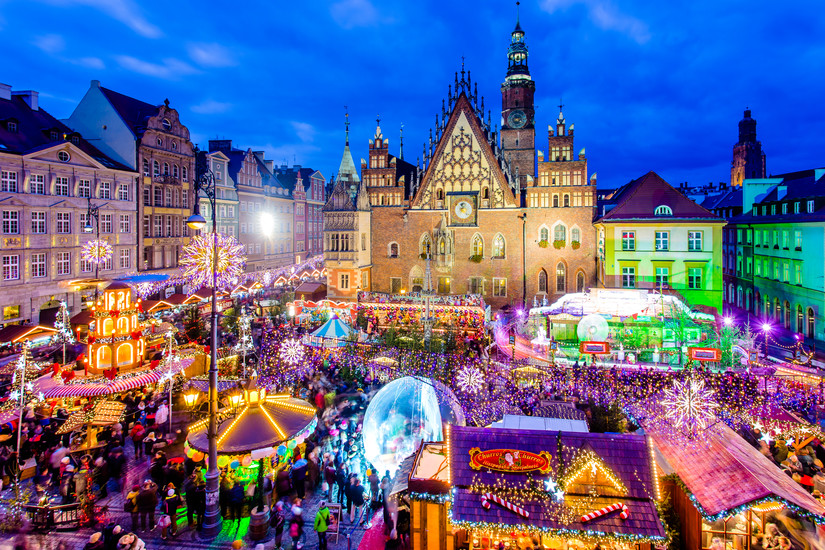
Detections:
[135, 480, 158, 531]
[228, 480, 245, 522]
[129, 424, 146, 459]
[163, 488, 181, 537]
[142, 433, 157, 462]
[183, 473, 198, 530]
[102, 524, 123, 550]
[323, 461, 336, 500]
[271, 500, 286, 550]
[125, 484, 140, 531]
[84, 532, 105, 550]
[154, 402, 168, 436]
[60, 464, 76, 504]
[335, 464, 348, 506]
[149, 453, 167, 488]
[313, 501, 332, 550]
[116, 533, 145, 550]
[291, 460, 308, 499]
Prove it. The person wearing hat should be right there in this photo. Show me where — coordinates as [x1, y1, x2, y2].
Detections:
[163, 487, 181, 537]
[142, 433, 157, 462]
[60, 463, 76, 504]
[84, 532, 105, 550]
[271, 500, 287, 550]
[136, 480, 158, 531]
[313, 500, 333, 550]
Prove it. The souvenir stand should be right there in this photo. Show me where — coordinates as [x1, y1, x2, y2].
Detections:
[56, 399, 126, 455]
[408, 425, 667, 550]
[185, 375, 317, 540]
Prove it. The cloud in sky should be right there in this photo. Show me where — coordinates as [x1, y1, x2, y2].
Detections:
[33, 34, 65, 54]
[115, 56, 198, 79]
[44, 0, 162, 38]
[330, 0, 390, 29]
[187, 43, 237, 68]
[74, 57, 105, 69]
[291, 122, 316, 143]
[540, 0, 650, 43]
[191, 100, 232, 115]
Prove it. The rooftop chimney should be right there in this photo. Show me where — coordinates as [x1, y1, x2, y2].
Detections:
[0, 83, 10, 101]
[12, 90, 39, 110]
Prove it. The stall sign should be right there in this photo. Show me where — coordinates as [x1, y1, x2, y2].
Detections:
[199, 298, 233, 316]
[688, 347, 721, 362]
[469, 447, 552, 474]
[579, 341, 610, 354]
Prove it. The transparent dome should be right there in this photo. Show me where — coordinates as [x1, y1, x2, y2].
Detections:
[363, 376, 464, 477]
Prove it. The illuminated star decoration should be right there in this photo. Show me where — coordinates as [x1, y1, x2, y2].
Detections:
[279, 338, 304, 366]
[661, 377, 719, 438]
[544, 479, 565, 502]
[180, 233, 246, 289]
[81, 239, 113, 265]
[455, 365, 484, 394]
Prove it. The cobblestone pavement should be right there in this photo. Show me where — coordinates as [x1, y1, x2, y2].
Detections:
[2, 429, 368, 550]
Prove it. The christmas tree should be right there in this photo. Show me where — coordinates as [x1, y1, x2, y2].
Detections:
[51, 300, 75, 364]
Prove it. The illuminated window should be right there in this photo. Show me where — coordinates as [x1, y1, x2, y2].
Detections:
[492, 278, 507, 297]
[621, 231, 635, 251]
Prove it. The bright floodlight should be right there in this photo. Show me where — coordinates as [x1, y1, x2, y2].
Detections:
[723, 316, 732, 326]
[186, 213, 206, 230]
[762, 323, 772, 332]
[260, 212, 275, 236]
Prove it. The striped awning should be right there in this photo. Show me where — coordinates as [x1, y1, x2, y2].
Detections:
[38, 357, 193, 399]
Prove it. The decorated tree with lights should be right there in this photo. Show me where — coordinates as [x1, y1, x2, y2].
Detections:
[51, 300, 75, 364]
[235, 308, 254, 376]
[180, 233, 246, 289]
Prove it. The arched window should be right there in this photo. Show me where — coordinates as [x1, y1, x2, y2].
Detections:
[420, 234, 431, 256]
[142, 159, 149, 176]
[563, 194, 570, 207]
[482, 188, 489, 199]
[538, 269, 547, 293]
[654, 205, 673, 216]
[797, 305, 804, 334]
[746, 290, 752, 312]
[807, 307, 815, 339]
[540, 227, 549, 242]
[576, 271, 585, 293]
[438, 237, 446, 255]
[410, 266, 424, 292]
[153, 160, 160, 176]
[556, 262, 566, 293]
[173, 164, 179, 178]
[163, 162, 169, 175]
[492, 234, 505, 258]
[764, 295, 771, 319]
[736, 287, 742, 308]
[775, 299, 781, 324]
[755, 291, 761, 316]
[553, 195, 559, 207]
[472, 234, 484, 257]
[571, 227, 580, 244]
[436, 189, 444, 200]
[784, 301, 791, 329]
[182, 166, 188, 182]
[117, 343, 133, 367]
[554, 224, 566, 244]
[389, 242, 399, 258]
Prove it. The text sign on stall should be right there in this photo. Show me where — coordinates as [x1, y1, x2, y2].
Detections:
[579, 341, 610, 355]
[688, 347, 722, 362]
[469, 447, 552, 474]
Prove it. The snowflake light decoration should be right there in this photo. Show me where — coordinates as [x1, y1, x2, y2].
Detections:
[134, 282, 155, 299]
[180, 233, 246, 289]
[81, 239, 113, 265]
[279, 338, 304, 366]
[456, 365, 484, 394]
[661, 377, 719, 437]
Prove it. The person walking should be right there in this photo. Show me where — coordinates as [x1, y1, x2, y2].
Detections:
[129, 423, 145, 460]
[335, 463, 348, 505]
[163, 488, 181, 537]
[228, 480, 245, 522]
[271, 500, 286, 550]
[349, 477, 366, 524]
[125, 485, 140, 532]
[313, 501, 333, 550]
[135, 480, 158, 531]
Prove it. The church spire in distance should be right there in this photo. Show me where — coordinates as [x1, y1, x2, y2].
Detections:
[506, 1, 530, 81]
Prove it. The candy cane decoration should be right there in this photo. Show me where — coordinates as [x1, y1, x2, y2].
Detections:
[481, 492, 530, 519]
[580, 502, 629, 523]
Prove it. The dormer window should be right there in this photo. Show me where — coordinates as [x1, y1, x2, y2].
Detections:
[654, 205, 673, 217]
[171, 141, 177, 151]
[50, 130, 59, 141]
[6, 121, 16, 132]
[162, 118, 171, 131]
[71, 136, 79, 145]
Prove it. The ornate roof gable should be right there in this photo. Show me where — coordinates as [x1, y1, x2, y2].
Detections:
[411, 92, 518, 210]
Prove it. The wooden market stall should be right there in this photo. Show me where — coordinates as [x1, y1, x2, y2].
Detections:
[648, 422, 825, 549]
[408, 425, 667, 550]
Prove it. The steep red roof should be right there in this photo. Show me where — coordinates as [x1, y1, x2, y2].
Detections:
[599, 171, 723, 222]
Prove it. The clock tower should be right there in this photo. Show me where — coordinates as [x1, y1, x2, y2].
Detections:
[501, 7, 536, 193]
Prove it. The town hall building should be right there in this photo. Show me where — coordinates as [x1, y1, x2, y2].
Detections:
[323, 16, 597, 309]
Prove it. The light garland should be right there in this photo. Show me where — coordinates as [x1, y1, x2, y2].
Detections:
[81, 239, 113, 265]
[180, 232, 246, 289]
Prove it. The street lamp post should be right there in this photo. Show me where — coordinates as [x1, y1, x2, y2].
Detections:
[187, 148, 222, 537]
[518, 213, 527, 309]
[83, 197, 104, 302]
[762, 323, 771, 360]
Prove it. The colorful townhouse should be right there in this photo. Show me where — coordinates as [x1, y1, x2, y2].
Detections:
[595, 171, 726, 314]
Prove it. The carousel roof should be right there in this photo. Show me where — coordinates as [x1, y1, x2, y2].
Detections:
[187, 393, 316, 455]
[303, 314, 354, 347]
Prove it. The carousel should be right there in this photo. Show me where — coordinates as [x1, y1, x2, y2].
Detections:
[184, 374, 317, 540]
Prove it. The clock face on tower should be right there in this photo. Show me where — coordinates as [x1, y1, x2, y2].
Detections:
[454, 200, 473, 220]
[507, 109, 527, 129]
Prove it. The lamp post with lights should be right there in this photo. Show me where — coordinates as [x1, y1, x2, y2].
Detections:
[83, 197, 103, 301]
[186, 148, 222, 537]
[762, 322, 772, 360]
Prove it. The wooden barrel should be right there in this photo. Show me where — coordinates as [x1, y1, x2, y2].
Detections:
[249, 506, 270, 541]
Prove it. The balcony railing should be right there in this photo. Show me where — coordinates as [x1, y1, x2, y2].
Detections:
[153, 174, 180, 185]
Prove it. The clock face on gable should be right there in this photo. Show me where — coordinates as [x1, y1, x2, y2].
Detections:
[449, 195, 477, 226]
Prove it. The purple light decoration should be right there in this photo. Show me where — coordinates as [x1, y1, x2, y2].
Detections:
[180, 233, 246, 289]
[81, 239, 113, 265]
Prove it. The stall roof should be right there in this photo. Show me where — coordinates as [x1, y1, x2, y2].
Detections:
[0, 324, 57, 344]
[70, 310, 93, 326]
[166, 293, 187, 305]
[491, 413, 589, 433]
[649, 423, 825, 519]
[449, 425, 665, 541]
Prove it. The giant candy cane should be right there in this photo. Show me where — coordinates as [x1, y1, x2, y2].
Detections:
[580, 502, 629, 522]
[480, 492, 530, 519]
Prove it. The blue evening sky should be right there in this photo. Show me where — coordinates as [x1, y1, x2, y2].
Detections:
[1, 0, 823, 188]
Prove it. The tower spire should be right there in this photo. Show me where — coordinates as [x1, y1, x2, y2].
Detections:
[399, 123, 404, 160]
[344, 106, 350, 146]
